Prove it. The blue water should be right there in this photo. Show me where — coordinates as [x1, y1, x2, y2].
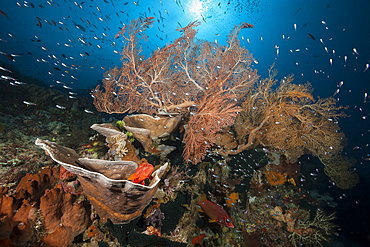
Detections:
[1, 0, 370, 246]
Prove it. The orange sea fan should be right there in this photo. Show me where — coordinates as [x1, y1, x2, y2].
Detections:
[265, 170, 287, 186]
[284, 91, 314, 101]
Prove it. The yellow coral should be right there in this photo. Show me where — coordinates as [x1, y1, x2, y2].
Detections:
[265, 170, 287, 186]
[225, 192, 239, 207]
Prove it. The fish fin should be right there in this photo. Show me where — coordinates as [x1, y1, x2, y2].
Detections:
[208, 219, 216, 223]
[127, 174, 135, 180]
[200, 193, 207, 202]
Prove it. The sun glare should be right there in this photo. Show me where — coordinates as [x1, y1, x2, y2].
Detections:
[188, 0, 209, 19]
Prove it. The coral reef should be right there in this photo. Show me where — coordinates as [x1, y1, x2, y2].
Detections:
[0, 17, 354, 247]
[0, 167, 91, 246]
[229, 65, 348, 163]
[93, 18, 259, 164]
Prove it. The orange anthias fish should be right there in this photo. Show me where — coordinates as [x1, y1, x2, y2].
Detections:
[127, 162, 154, 185]
[197, 194, 234, 228]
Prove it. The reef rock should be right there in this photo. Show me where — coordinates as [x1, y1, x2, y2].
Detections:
[35, 138, 168, 224]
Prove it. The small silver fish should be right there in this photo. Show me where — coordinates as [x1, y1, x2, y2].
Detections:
[363, 64, 369, 72]
[56, 104, 66, 109]
[14, 81, 26, 85]
[353, 48, 359, 56]
[23, 101, 36, 105]
[0, 66, 12, 73]
[1, 75, 14, 80]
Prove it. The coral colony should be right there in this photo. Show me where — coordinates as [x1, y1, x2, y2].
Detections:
[0, 17, 358, 246]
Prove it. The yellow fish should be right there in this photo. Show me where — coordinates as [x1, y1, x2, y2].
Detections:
[287, 178, 296, 186]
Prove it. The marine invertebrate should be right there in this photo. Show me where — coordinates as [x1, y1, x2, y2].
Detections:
[92, 17, 259, 164]
[265, 170, 287, 186]
[35, 138, 168, 224]
[288, 211, 336, 247]
[0, 168, 58, 245]
[225, 65, 348, 163]
[91, 123, 129, 158]
[144, 226, 161, 238]
[122, 113, 181, 153]
[106, 132, 129, 157]
[225, 192, 239, 208]
[58, 165, 76, 181]
[319, 154, 359, 189]
[40, 183, 91, 245]
[145, 207, 165, 231]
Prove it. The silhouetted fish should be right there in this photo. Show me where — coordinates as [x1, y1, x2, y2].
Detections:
[308, 33, 316, 40]
[294, 8, 301, 16]
[73, 21, 86, 31]
[300, 22, 308, 29]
